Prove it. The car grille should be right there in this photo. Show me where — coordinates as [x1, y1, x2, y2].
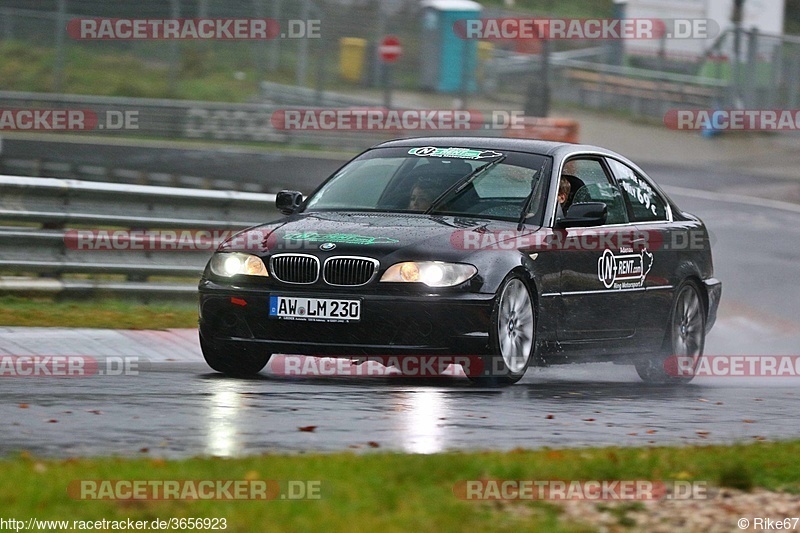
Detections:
[270, 254, 319, 284]
[323, 257, 379, 286]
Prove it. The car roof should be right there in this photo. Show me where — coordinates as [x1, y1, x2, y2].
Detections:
[373, 136, 624, 159]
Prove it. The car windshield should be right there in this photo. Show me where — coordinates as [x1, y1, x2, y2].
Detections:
[303, 146, 550, 222]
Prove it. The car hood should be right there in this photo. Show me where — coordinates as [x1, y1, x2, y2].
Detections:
[218, 211, 540, 258]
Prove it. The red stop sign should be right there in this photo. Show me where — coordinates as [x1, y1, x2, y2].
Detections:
[379, 35, 402, 63]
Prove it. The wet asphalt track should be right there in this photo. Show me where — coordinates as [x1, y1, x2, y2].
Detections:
[3, 161, 800, 458]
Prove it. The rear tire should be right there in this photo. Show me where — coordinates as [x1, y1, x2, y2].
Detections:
[468, 275, 535, 387]
[200, 334, 271, 377]
[635, 280, 706, 384]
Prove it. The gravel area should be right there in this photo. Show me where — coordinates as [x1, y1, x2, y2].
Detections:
[557, 489, 800, 532]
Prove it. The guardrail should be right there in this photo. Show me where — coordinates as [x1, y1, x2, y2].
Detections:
[0, 175, 279, 298]
[553, 58, 728, 117]
[0, 90, 399, 151]
[0, 158, 270, 193]
[484, 50, 729, 116]
[0, 88, 528, 151]
[259, 81, 383, 108]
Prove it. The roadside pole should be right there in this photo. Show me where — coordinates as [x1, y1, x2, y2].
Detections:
[379, 35, 402, 110]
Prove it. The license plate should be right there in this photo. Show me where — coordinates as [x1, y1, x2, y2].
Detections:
[269, 296, 361, 322]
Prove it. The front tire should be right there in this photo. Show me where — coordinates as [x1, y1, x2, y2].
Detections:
[636, 280, 706, 384]
[200, 334, 271, 377]
[469, 275, 535, 387]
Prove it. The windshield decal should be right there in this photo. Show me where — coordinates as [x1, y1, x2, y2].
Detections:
[283, 232, 399, 245]
[407, 147, 504, 160]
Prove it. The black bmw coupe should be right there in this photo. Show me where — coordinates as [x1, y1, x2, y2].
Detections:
[198, 137, 721, 385]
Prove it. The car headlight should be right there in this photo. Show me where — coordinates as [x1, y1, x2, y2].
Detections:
[209, 252, 269, 278]
[380, 261, 477, 287]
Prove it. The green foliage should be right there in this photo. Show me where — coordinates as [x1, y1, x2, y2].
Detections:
[719, 463, 755, 492]
[0, 296, 197, 329]
[1, 442, 799, 531]
[0, 40, 259, 102]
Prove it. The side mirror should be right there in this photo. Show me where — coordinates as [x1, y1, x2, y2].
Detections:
[556, 202, 607, 228]
[276, 190, 303, 215]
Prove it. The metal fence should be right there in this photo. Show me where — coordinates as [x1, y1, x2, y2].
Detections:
[0, 0, 426, 95]
[483, 28, 800, 117]
[0, 89, 409, 150]
[484, 47, 728, 116]
[704, 28, 800, 110]
[0, 174, 278, 297]
[1, 1, 798, 123]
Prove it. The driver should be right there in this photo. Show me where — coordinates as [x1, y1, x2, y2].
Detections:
[556, 176, 571, 219]
[408, 182, 438, 211]
[558, 176, 571, 207]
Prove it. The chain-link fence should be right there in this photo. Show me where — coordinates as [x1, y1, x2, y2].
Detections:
[0, 0, 431, 99]
[0, 1, 798, 117]
[704, 28, 800, 110]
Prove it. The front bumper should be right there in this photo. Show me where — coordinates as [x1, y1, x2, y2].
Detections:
[703, 277, 722, 333]
[198, 280, 495, 356]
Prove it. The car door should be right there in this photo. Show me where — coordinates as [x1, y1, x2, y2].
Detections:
[606, 158, 676, 349]
[556, 157, 640, 342]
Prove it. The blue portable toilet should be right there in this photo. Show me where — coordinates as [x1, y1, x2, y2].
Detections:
[419, 0, 482, 93]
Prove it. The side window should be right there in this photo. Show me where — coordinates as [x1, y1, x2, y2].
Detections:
[563, 158, 628, 225]
[607, 160, 668, 222]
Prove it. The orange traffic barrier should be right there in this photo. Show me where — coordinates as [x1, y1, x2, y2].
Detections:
[505, 116, 579, 143]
